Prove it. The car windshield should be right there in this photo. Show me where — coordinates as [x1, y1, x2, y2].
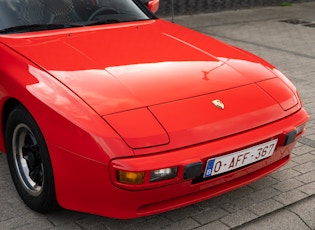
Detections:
[0, 0, 154, 33]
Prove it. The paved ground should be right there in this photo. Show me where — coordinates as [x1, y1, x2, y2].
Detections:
[1, 2, 315, 230]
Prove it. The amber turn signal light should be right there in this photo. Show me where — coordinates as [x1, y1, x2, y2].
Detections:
[116, 171, 145, 185]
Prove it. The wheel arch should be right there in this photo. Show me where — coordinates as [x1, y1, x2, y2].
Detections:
[1, 98, 22, 152]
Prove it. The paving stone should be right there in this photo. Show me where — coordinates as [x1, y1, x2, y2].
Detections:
[103, 217, 146, 230]
[292, 144, 314, 156]
[295, 171, 315, 184]
[291, 153, 315, 164]
[51, 223, 83, 230]
[288, 195, 315, 230]
[220, 209, 258, 228]
[272, 179, 304, 192]
[247, 199, 284, 216]
[91, 216, 152, 230]
[221, 196, 255, 213]
[298, 137, 315, 148]
[222, 186, 255, 200]
[46, 210, 89, 227]
[0, 198, 31, 222]
[192, 207, 229, 225]
[273, 190, 308, 206]
[293, 161, 315, 173]
[0, 175, 18, 196]
[271, 168, 301, 181]
[82, 223, 108, 230]
[129, 216, 172, 230]
[298, 181, 315, 195]
[163, 205, 202, 222]
[194, 221, 230, 230]
[248, 187, 281, 203]
[162, 218, 201, 230]
[305, 134, 315, 141]
[248, 176, 279, 190]
[0, 213, 55, 230]
[235, 209, 310, 230]
[194, 198, 221, 212]
[0, 217, 30, 230]
[195, 186, 254, 212]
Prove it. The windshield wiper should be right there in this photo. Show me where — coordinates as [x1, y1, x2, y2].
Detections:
[0, 24, 82, 34]
[84, 19, 121, 26]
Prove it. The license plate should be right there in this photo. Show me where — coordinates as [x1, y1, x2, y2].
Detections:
[203, 139, 278, 178]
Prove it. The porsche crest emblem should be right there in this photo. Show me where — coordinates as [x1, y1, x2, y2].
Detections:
[212, 99, 225, 110]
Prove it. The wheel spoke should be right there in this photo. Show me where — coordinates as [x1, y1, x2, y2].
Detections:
[22, 144, 40, 168]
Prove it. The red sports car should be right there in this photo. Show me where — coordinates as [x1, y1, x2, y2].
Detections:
[0, 0, 309, 219]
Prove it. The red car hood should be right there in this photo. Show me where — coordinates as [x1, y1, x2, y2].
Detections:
[6, 19, 279, 115]
[4, 20, 299, 150]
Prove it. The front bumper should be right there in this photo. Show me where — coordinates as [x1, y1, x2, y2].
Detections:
[53, 108, 308, 219]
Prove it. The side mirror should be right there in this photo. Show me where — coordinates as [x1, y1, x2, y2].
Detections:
[141, 0, 160, 14]
[147, 0, 160, 13]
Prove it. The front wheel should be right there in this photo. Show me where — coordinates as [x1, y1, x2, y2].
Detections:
[5, 105, 59, 213]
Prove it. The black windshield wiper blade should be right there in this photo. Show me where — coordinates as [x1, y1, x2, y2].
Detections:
[0, 24, 82, 34]
[84, 19, 121, 26]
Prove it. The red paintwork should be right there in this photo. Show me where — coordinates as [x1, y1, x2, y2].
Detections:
[147, 0, 160, 13]
[0, 18, 309, 219]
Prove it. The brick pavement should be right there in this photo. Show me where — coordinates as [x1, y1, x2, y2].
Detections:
[1, 2, 314, 229]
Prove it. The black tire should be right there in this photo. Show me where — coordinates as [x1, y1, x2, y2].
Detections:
[5, 105, 59, 213]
